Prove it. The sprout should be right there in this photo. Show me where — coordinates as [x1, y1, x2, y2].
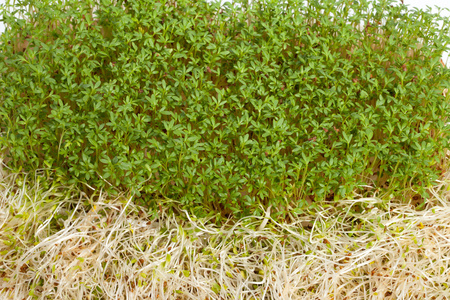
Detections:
[1, 166, 450, 299]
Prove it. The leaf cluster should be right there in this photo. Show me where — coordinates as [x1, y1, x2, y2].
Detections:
[1, 0, 450, 221]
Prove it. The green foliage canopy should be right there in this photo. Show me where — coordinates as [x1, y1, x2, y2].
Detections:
[1, 0, 450, 220]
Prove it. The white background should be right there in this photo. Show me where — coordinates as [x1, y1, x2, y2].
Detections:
[0, 0, 449, 62]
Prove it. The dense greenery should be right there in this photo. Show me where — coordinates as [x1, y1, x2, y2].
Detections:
[1, 0, 450, 221]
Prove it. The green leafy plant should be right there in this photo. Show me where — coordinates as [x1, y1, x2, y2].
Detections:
[1, 0, 449, 222]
